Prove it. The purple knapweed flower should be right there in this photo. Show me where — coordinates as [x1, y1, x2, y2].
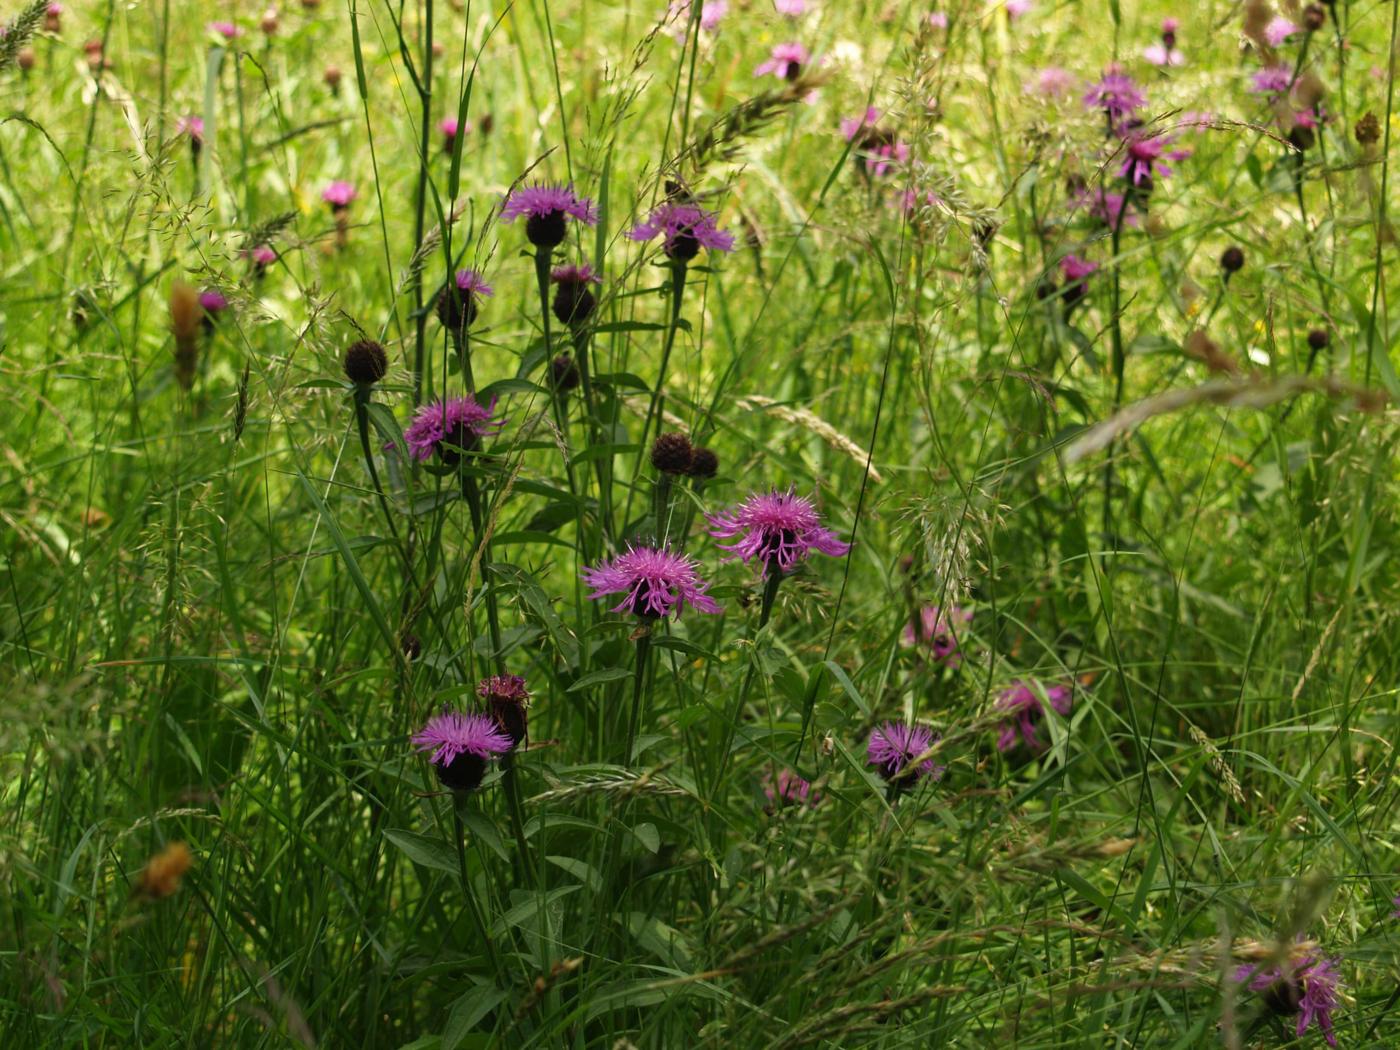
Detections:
[1250, 66, 1293, 98]
[412, 711, 513, 792]
[402, 394, 503, 462]
[440, 116, 461, 146]
[1072, 186, 1139, 228]
[628, 202, 735, 260]
[208, 21, 241, 40]
[763, 768, 819, 809]
[1005, 0, 1032, 19]
[1119, 132, 1189, 188]
[1059, 254, 1098, 283]
[176, 115, 205, 143]
[581, 545, 722, 619]
[928, 11, 948, 29]
[1028, 66, 1076, 98]
[1234, 952, 1342, 1047]
[478, 673, 530, 748]
[198, 289, 229, 314]
[840, 107, 882, 141]
[1143, 42, 1184, 67]
[1265, 15, 1300, 48]
[249, 244, 277, 268]
[755, 42, 809, 80]
[707, 488, 850, 576]
[501, 183, 598, 248]
[867, 722, 943, 784]
[452, 268, 494, 299]
[322, 181, 356, 208]
[1083, 68, 1146, 122]
[903, 605, 972, 668]
[668, 0, 727, 34]
[995, 680, 1072, 752]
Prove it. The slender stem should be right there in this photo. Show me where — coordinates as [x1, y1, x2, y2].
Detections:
[573, 323, 614, 541]
[461, 472, 505, 675]
[622, 631, 654, 765]
[1101, 196, 1129, 547]
[643, 261, 687, 451]
[709, 570, 782, 796]
[409, 0, 435, 405]
[451, 803, 503, 974]
[451, 327, 475, 391]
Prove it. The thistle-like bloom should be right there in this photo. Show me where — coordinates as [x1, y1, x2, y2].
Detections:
[1264, 15, 1299, 48]
[754, 42, 809, 80]
[928, 11, 948, 29]
[1027, 66, 1076, 98]
[867, 722, 943, 784]
[437, 268, 494, 335]
[1119, 132, 1189, 188]
[208, 21, 241, 40]
[1005, 0, 1032, 18]
[1143, 42, 1184, 67]
[176, 115, 205, 144]
[627, 202, 735, 260]
[995, 680, 1072, 752]
[199, 289, 229, 314]
[1083, 69, 1146, 122]
[478, 674, 530, 748]
[1234, 952, 1341, 1047]
[902, 605, 972, 668]
[1250, 66, 1293, 97]
[550, 262, 602, 325]
[402, 394, 503, 462]
[668, 0, 727, 34]
[1059, 254, 1098, 283]
[839, 107, 882, 141]
[322, 181, 356, 208]
[440, 116, 461, 145]
[840, 108, 909, 178]
[708, 488, 850, 576]
[581, 545, 721, 619]
[774, 0, 806, 15]
[500, 183, 598, 248]
[763, 768, 820, 809]
[249, 244, 277, 268]
[412, 711, 512, 792]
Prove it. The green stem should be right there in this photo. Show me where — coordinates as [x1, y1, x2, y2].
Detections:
[709, 570, 782, 797]
[451, 803, 503, 974]
[622, 631, 654, 765]
[461, 472, 505, 676]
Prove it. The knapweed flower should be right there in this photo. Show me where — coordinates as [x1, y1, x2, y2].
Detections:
[437, 267, 494, 336]
[1145, 17, 1183, 66]
[995, 680, 1072, 752]
[403, 394, 503, 462]
[500, 183, 598, 249]
[176, 115, 205, 144]
[627, 202, 735, 260]
[903, 605, 972, 668]
[1059, 254, 1098, 306]
[343, 339, 388, 386]
[1005, 0, 1032, 19]
[581, 545, 721, 619]
[412, 711, 512, 792]
[1264, 15, 1300, 48]
[208, 21, 241, 40]
[1250, 66, 1293, 98]
[322, 181, 356, 209]
[707, 488, 850, 576]
[754, 42, 809, 81]
[841, 109, 910, 178]
[1072, 187, 1138, 228]
[1027, 66, 1076, 98]
[1083, 68, 1146, 123]
[44, 3, 62, 34]
[439, 116, 461, 148]
[550, 262, 601, 325]
[928, 11, 948, 29]
[1119, 132, 1189, 189]
[249, 244, 277, 273]
[867, 722, 943, 785]
[763, 768, 820, 809]
[668, 0, 727, 34]
[1234, 952, 1342, 1047]
[198, 289, 229, 316]
[478, 674, 529, 748]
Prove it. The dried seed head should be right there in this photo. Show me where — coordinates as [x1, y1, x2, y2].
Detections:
[1302, 4, 1326, 31]
[1220, 246, 1245, 274]
[650, 432, 694, 475]
[550, 354, 580, 391]
[687, 446, 719, 479]
[343, 339, 388, 386]
[1355, 112, 1380, 146]
[1307, 328, 1329, 351]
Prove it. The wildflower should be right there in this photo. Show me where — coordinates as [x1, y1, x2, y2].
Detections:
[1119, 131, 1188, 189]
[260, 8, 280, 35]
[1005, 0, 1032, 19]
[1302, 4, 1326, 32]
[437, 268, 493, 337]
[1220, 245, 1245, 274]
[412, 711, 512, 792]
[198, 289, 229, 316]
[343, 339, 388, 386]
[550, 262, 601, 325]
[774, 0, 806, 16]
[500, 184, 598, 249]
[1234, 952, 1342, 1047]
[650, 432, 694, 475]
[841, 109, 910, 178]
[1028, 66, 1076, 98]
[1355, 111, 1380, 146]
[323, 181, 356, 209]
[995, 680, 1072, 752]
[323, 65, 342, 93]
[134, 842, 194, 900]
[1307, 329, 1329, 352]
[440, 116, 461, 149]
[867, 722, 943, 784]
[1265, 16, 1299, 47]
[668, 0, 727, 33]
[754, 42, 809, 81]
[249, 244, 277, 276]
[763, 768, 820, 809]
[1391, 895, 1400, 919]
[208, 21, 241, 41]
[628, 202, 735, 260]
[16, 47, 34, 71]
[903, 605, 972, 668]
[44, 3, 61, 34]
[708, 488, 850, 576]
[687, 447, 719, 479]
[581, 545, 722, 619]
[1144, 17, 1184, 66]
[1250, 66, 1293, 97]
[478, 674, 529, 748]
[1083, 68, 1146, 123]
[550, 354, 580, 390]
[403, 394, 503, 462]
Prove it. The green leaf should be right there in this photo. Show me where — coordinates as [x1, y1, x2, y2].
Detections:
[383, 829, 457, 874]
[442, 985, 506, 1048]
[567, 667, 632, 692]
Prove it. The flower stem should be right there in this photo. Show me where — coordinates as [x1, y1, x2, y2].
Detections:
[709, 570, 782, 797]
[622, 630, 654, 765]
[451, 801, 503, 975]
[641, 260, 687, 454]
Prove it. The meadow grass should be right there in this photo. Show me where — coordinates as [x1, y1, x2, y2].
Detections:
[2, 0, 1400, 1045]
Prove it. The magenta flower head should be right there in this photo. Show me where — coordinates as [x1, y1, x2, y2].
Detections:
[198, 289, 229, 314]
[403, 394, 503, 463]
[1072, 187, 1139, 229]
[774, 0, 806, 16]
[44, 3, 62, 33]
[439, 116, 461, 147]
[500, 183, 598, 249]
[763, 768, 819, 810]
[1005, 0, 1032, 19]
[707, 488, 850, 577]
[208, 21, 241, 41]
[627, 202, 734, 261]
[755, 42, 809, 81]
[1265, 15, 1300, 48]
[437, 267, 494, 336]
[477, 674, 530, 748]
[668, 0, 727, 35]
[867, 722, 943, 787]
[249, 244, 277, 274]
[995, 680, 1072, 752]
[1250, 66, 1294, 97]
[322, 181, 356, 210]
[1234, 951, 1342, 1047]
[1027, 66, 1076, 98]
[176, 115, 205, 144]
[902, 605, 972, 668]
[1119, 132, 1189, 191]
[840, 107, 882, 142]
[1059, 253, 1098, 307]
[1083, 68, 1146, 123]
[412, 711, 512, 792]
[550, 262, 602, 326]
[581, 544, 721, 619]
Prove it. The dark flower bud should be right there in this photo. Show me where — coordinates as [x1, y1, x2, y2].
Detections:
[477, 113, 494, 136]
[687, 446, 719, 479]
[1302, 4, 1326, 31]
[1307, 328, 1329, 351]
[650, 432, 693, 475]
[478, 674, 530, 748]
[436, 286, 477, 335]
[1220, 246, 1245, 274]
[323, 65, 342, 92]
[343, 339, 388, 385]
[1288, 124, 1315, 152]
[552, 280, 596, 326]
[550, 354, 580, 391]
[1355, 112, 1381, 146]
[1034, 278, 1057, 300]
